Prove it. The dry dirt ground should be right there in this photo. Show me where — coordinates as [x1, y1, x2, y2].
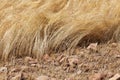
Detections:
[0, 43, 120, 80]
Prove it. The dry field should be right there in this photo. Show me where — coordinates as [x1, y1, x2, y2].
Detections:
[0, 0, 120, 80]
[0, 43, 120, 80]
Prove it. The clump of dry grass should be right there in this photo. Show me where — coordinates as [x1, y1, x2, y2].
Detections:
[0, 0, 120, 60]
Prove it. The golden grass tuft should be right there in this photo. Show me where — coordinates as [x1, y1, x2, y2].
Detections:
[0, 0, 120, 60]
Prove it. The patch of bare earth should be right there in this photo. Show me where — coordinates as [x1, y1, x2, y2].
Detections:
[0, 43, 120, 80]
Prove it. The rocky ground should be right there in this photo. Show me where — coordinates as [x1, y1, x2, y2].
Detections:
[0, 43, 120, 80]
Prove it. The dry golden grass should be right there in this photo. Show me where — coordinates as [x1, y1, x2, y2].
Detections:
[0, 0, 120, 60]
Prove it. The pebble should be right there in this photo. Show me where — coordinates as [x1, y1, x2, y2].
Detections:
[89, 73, 106, 80]
[36, 75, 49, 80]
[109, 74, 120, 80]
[0, 67, 7, 73]
[87, 43, 98, 51]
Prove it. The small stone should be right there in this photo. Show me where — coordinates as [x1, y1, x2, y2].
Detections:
[89, 73, 106, 80]
[76, 70, 82, 75]
[31, 64, 37, 67]
[87, 43, 98, 51]
[51, 78, 56, 80]
[0, 67, 7, 73]
[65, 78, 73, 80]
[25, 57, 33, 63]
[109, 74, 120, 80]
[29, 60, 38, 64]
[68, 57, 79, 67]
[111, 43, 117, 47]
[36, 75, 49, 80]
[43, 54, 50, 61]
[107, 72, 114, 78]
[115, 55, 120, 58]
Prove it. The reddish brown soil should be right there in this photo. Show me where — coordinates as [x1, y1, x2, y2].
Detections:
[0, 43, 120, 80]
